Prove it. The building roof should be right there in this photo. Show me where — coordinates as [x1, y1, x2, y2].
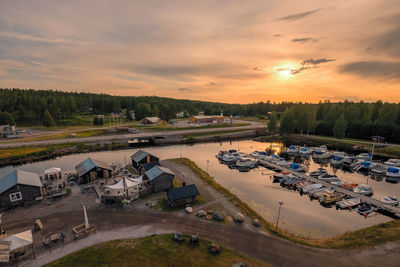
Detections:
[168, 184, 199, 202]
[130, 150, 158, 163]
[75, 158, 112, 177]
[145, 166, 175, 181]
[0, 170, 42, 194]
[2, 230, 33, 252]
[141, 117, 160, 123]
[0, 241, 11, 263]
[141, 161, 161, 171]
[44, 167, 61, 175]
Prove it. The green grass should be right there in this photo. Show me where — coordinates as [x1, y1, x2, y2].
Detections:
[182, 129, 250, 138]
[0, 143, 73, 160]
[170, 158, 400, 249]
[131, 123, 250, 132]
[3, 129, 108, 143]
[45, 234, 269, 267]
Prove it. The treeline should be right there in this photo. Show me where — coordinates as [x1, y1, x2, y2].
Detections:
[0, 88, 298, 126]
[278, 101, 400, 143]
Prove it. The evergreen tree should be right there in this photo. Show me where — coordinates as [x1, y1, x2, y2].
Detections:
[42, 110, 56, 127]
[333, 114, 347, 139]
[267, 112, 278, 132]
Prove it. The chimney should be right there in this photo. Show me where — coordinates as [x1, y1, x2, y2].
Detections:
[147, 154, 150, 163]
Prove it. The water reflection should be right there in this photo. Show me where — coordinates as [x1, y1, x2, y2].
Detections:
[0, 140, 396, 238]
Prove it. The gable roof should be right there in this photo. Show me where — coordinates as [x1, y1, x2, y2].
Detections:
[0, 170, 42, 194]
[141, 161, 161, 172]
[75, 158, 112, 177]
[2, 230, 33, 251]
[168, 184, 199, 202]
[130, 150, 158, 163]
[141, 117, 160, 123]
[145, 166, 175, 180]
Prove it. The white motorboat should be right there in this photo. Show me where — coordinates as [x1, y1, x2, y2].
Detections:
[289, 163, 307, 172]
[250, 151, 261, 157]
[381, 196, 399, 206]
[336, 198, 361, 209]
[354, 184, 373, 197]
[386, 167, 400, 178]
[312, 146, 332, 159]
[265, 154, 282, 162]
[309, 168, 327, 177]
[285, 145, 299, 156]
[356, 153, 372, 161]
[301, 183, 323, 194]
[235, 158, 258, 168]
[370, 163, 387, 174]
[253, 151, 268, 159]
[343, 156, 358, 169]
[384, 159, 400, 167]
[330, 155, 344, 166]
[216, 151, 227, 160]
[222, 152, 241, 163]
[299, 147, 313, 157]
[317, 174, 339, 182]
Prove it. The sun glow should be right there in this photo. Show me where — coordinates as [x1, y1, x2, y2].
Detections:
[273, 64, 297, 80]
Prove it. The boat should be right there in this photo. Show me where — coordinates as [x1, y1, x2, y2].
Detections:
[295, 180, 312, 191]
[309, 188, 328, 200]
[281, 175, 302, 188]
[330, 155, 344, 166]
[317, 174, 339, 182]
[386, 167, 400, 178]
[356, 153, 372, 161]
[381, 196, 399, 206]
[216, 151, 227, 160]
[255, 151, 268, 159]
[265, 154, 283, 162]
[309, 168, 327, 177]
[272, 171, 290, 183]
[357, 203, 376, 215]
[289, 163, 307, 172]
[319, 191, 346, 206]
[354, 184, 373, 196]
[330, 180, 343, 187]
[371, 163, 387, 175]
[275, 160, 291, 168]
[235, 158, 258, 168]
[312, 146, 332, 159]
[286, 145, 298, 156]
[336, 198, 361, 209]
[343, 156, 358, 169]
[341, 183, 358, 191]
[299, 147, 313, 157]
[354, 161, 373, 173]
[222, 152, 241, 163]
[300, 183, 323, 194]
[384, 158, 400, 167]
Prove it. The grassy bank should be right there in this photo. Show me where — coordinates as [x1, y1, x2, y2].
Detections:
[46, 234, 268, 267]
[182, 129, 250, 138]
[132, 122, 250, 132]
[170, 158, 400, 249]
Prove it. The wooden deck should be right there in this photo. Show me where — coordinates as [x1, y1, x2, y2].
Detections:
[258, 159, 400, 216]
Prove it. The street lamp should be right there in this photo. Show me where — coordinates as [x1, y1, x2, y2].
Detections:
[206, 160, 210, 173]
[275, 200, 284, 232]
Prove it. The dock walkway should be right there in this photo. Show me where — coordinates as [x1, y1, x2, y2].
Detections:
[258, 159, 400, 216]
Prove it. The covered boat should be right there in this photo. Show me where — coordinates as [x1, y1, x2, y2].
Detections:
[299, 147, 313, 157]
[289, 163, 307, 172]
[330, 155, 344, 166]
[309, 168, 327, 177]
[300, 183, 323, 194]
[312, 146, 332, 159]
[235, 158, 258, 168]
[354, 184, 373, 196]
[381, 196, 399, 206]
[356, 153, 372, 161]
[386, 167, 400, 178]
[286, 145, 299, 156]
[317, 174, 339, 182]
[357, 203, 376, 215]
[336, 198, 361, 209]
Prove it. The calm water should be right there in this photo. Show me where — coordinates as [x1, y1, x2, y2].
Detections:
[0, 140, 396, 238]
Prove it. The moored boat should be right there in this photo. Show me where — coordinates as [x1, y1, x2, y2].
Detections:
[354, 184, 373, 197]
[330, 155, 344, 166]
[384, 158, 400, 167]
[357, 203, 376, 215]
[336, 198, 361, 209]
[386, 166, 400, 178]
[381, 196, 399, 206]
[289, 163, 307, 172]
[286, 145, 299, 156]
[309, 168, 327, 177]
[317, 174, 339, 182]
[299, 146, 313, 157]
[356, 153, 372, 161]
[312, 147, 332, 159]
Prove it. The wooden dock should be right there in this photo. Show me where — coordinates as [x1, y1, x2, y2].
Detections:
[258, 159, 400, 216]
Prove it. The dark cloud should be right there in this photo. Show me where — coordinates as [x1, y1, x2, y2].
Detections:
[374, 14, 400, 58]
[273, 34, 282, 37]
[339, 61, 400, 79]
[301, 58, 335, 65]
[208, 82, 216, 86]
[292, 38, 317, 43]
[277, 9, 321, 21]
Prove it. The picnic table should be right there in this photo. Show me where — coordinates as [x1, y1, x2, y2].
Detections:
[42, 233, 65, 248]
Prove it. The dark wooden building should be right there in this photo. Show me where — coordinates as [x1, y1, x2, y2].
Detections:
[140, 161, 161, 176]
[131, 150, 159, 170]
[167, 184, 199, 207]
[0, 170, 42, 210]
[144, 165, 175, 192]
[75, 158, 112, 184]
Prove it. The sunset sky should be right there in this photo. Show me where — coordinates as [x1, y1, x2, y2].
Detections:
[1, 0, 400, 103]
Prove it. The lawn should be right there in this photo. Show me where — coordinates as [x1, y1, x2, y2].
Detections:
[46, 234, 269, 267]
[0, 144, 72, 160]
[7, 129, 108, 143]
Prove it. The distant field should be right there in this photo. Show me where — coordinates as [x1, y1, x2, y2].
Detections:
[45, 234, 268, 267]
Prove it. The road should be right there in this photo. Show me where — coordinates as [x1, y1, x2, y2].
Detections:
[0, 120, 263, 149]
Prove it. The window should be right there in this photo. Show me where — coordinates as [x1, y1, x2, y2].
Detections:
[9, 192, 22, 202]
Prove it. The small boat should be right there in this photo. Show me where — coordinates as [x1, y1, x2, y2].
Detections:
[286, 145, 299, 156]
[384, 158, 400, 167]
[354, 161, 372, 173]
[281, 175, 302, 188]
[255, 151, 268, 159]
[272, 171, 290, 183]
[371, 164, 387, 175]
[343, 156, 358, 169]
[309, 168, 327, 177]
[319, 191, 346, 206]
[336, 198, 361, 209]
[299, 147, 313, 157]
[309, 188, 328, 200]
[265, 155, 283, 162]
[289, 163, 307, 172]
[317, 174, 339, 182]
[354, 184, 373, 196]
[381, 196, 399, 206]
[216, 151, 227, 160]
[330, 155, 344, 166]
[275, 160, 291, 168]
[330, 180, 343, 187]
[356, 153, 372, 161]
[222, 152, 241, 163]
[295, 180, 312, 191]
[341, 183, 358, 191]
[312, 146, 332, 159]
[357, 203, 376, 215]
[301, 183, 323, 194]
[386, 167, 400, 178]
[235, 158, 257, 168]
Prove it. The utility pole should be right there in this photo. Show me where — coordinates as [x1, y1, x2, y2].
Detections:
[275, 200, 284, 232]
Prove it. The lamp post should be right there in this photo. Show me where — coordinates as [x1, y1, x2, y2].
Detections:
[206, 160, 210, 173]
[275, 200, 284, 232]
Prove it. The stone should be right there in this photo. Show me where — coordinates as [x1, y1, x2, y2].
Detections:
[185, 207, 193, 214]
[233, 213, 245, 223]
[252, 219, 260, 227]
[212, 212, 224, 221]
[197, 210, 207, 217]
